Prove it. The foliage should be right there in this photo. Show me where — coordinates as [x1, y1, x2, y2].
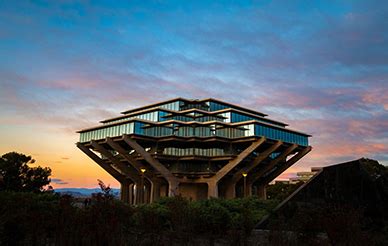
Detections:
[266, 181, 304, 201]
[94, 179, 115, 201]
[191, 198, 232, 235]
[362, 159, 388, 180]
[1, 189, 387, 245]
[0, 152, 51, 193]
[0, 192, 278, 245]
[267, 203, 379, 245]
[0, 191, 60, 245]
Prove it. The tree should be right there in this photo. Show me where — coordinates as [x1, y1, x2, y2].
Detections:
[266, 181, 304, 201]
[94, 179, 114, 201]
[0, 152, 51, 192]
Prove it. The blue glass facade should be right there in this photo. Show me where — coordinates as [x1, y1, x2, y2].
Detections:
[255, 124, 308, 146]
[104, 110, 170, 125]
[209, 101, 229, 111]
[79, 99, 310, 146]
[159, 101, 183, 111]
[80, 121, 308, 146]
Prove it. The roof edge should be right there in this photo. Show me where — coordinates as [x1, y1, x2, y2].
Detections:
[119, 97, 268, 117]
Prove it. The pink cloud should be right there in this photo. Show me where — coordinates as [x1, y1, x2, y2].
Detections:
[362, 88, 388, 110]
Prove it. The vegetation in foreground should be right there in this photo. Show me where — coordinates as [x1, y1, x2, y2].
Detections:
[2, 152, 388, 245]
[0, 151, 282, 245]
[0, 190, 278, 246]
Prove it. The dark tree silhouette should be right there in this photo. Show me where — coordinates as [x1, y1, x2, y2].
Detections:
[0, 152, 51, 192]
[95, 179, 114, 200]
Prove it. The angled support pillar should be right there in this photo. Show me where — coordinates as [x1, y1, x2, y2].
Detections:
[259, 146, 312, 186]
[248, 144, 298, 188]
[213, 137, 265, 182]
[77, 143, 134, 204]
[91, 141, 142, 204]
[76, 143, 126, 183]
[91, 141, 140, 183]
[106, 138, 144, 171]
[233, 140, 282, 181]
[225, 140, 282, 199]
[123, 135, 179, 197]
[207, 137, 265, 198]
[107, 137, 156, 203]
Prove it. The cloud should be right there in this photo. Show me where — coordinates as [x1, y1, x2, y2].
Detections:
[362, 88, 388, 110]
[51, 178, 68, 185]
[0, 0, 387, 187]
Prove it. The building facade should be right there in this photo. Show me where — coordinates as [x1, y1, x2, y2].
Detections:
[77, 98, 311, 204]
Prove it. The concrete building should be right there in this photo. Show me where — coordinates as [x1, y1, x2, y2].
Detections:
[77, 98, 311, 204]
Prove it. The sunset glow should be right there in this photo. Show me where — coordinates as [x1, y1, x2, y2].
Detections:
[1, 1, 387, 188]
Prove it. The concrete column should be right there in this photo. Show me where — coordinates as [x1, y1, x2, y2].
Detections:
[128, 183, 134, 205]
[139, 176, 145, 204]
[257, 184, 266, 200]
[225, 182, 236, 199]
[159, 184, 167, 197]
[247, 183, 253, 197]
[144, 183, 150, 203]
[152, 181, 161, 201]
[132, 184, 137, 205]
[148, 180, 154, 203]
[134, 183, 142, 205]
[120, 181, 130, 203]
[207, 181, 218, 198]
[246, 184, 253, 197]
[168, 180, 179, 197]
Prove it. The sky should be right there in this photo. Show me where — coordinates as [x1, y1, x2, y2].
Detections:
[0, 0, 387, 189]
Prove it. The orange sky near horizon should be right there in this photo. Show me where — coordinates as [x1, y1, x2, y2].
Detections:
[0, 124, 118, 188]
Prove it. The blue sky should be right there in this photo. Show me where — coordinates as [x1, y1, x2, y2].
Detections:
[0, 0, 387, 187]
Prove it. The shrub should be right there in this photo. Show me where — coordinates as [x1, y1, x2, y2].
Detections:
[0, 192, 279, 245]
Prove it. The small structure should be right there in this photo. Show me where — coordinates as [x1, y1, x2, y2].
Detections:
[289, 168, 322, 184]
[77, 98, 311, 204]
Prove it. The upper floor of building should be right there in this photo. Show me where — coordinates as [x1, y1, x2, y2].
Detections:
[77, 98, 311, 146]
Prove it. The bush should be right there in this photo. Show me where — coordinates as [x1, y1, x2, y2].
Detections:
[0, 191, 60, 245]
[0, 192, 278, 245]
